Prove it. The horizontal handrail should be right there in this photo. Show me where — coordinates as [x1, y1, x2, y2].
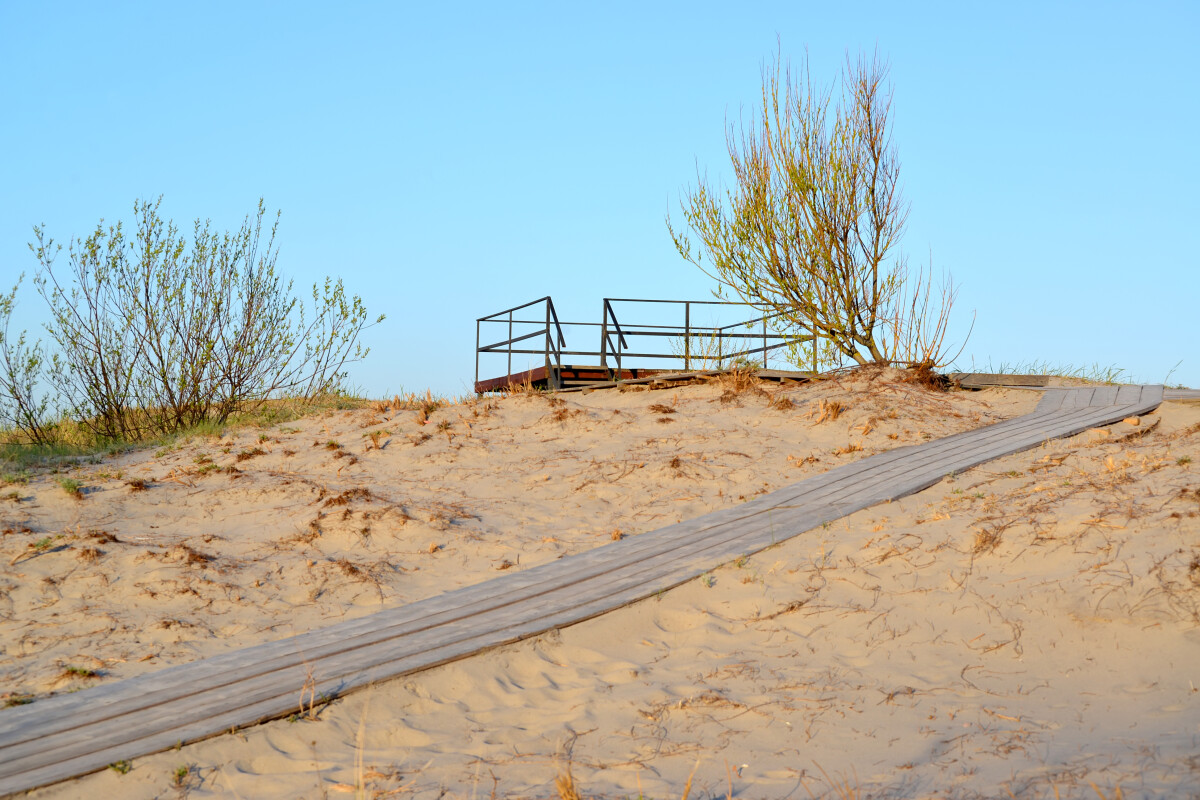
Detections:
[603, 298, 761, 305]
[478, 329, 549, 352]
[476, 295, 811, 392]
[476, 296, 553, 323]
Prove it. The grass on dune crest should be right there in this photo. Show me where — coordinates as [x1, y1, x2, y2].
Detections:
[963, 358, 1130, 384]
[0, 388, 471, 476]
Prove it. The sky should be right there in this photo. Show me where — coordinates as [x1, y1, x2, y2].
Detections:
[2, 1, 1197, 398]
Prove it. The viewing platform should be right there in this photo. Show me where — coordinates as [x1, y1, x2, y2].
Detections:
[474, 297, 807, 394]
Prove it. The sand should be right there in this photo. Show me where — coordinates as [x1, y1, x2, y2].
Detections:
[3, 370, 1198, 798]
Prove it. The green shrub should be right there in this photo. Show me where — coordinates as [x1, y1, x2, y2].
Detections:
[6, 198, 382, 443]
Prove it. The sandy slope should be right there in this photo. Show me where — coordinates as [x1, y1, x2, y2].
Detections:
[4, 372, 1198, 798]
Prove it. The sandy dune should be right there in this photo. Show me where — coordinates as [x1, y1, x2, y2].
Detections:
[3, 371, 1198, 798]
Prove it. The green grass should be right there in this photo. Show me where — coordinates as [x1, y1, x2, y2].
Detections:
[0, 391, 374, 478]
[56, 477, 84, 498]
[62, 665, 100, 678]
[964, 358, 1128, 384]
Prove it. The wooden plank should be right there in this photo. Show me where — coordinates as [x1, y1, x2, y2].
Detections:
[1035, 389, 1067, 414]
[755, 369, 814, 381]
[0, 387, 1167, 795]
[1090, 385, 1119, 406]
[949, 373, 1050, 388]
[473, 365, 549, 394]
[1064, 388, 1096, 408]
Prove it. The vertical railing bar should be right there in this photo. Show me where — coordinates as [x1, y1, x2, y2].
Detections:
[475, 319, 481, 394]
[600, 301, 609, 374]
[545, 301, 553, 390]
[684, 301, 691, 372]
[507, 310, 513, 381]
[762, 316, 767, 368]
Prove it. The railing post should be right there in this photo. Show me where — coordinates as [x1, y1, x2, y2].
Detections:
[614, 305, 622, 383]
[717, 327, 723, 370]
[545, 301, 553, 390]
[600, 302, 608, 373]
[475, 319, 481, 393]
[684, 302, 691, 371]
[507, 310, 513, 381]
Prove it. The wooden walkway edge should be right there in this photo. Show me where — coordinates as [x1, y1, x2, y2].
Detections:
[0, 385, 1165, 796]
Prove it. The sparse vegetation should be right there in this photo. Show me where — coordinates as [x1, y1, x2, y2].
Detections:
[1, 198, 382, 447]
[57, 477, 83, 498]
[61, 665, 100, 679]
[965, 358, 1128, 384]
[669, 49, 967, 370]
[235, 447, 267, 462]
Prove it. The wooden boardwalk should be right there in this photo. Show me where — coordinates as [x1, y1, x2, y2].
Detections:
[0, 385, 1165, 796]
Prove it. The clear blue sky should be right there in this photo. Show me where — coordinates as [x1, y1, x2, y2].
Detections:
[2, 1, 1197, 397]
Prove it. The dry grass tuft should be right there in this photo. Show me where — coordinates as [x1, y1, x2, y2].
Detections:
[808, 399, 847, 424]
[173, 544, 214, 566]
[806, 764, 862, 800]
[903, 360, 949, 391]
[76, 546, 102, 563]
[768, 392, 795, 411]
[1188, 554, 1200, 588]
[712, 368, 763, 404]
[972, 527, 1003, 555]
[125, 478, 151, 492]
[235, 447, 267, 462]
[554, 766, 583, 800]
[323, 488, 372, 508]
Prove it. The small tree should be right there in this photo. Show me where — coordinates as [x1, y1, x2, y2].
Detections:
[25, 198, 383, 441]
[0, 276, 56, 445]
[668, 51, 965, 370]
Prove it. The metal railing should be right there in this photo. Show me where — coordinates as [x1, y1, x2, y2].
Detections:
[476, 297, 813, 391]
[475, 297, 566, 389]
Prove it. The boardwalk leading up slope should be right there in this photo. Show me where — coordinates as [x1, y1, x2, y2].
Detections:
[0, 385, 1165, 796]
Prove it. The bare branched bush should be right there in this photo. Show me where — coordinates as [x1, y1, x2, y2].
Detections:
[668, 49, 969, 370]
[0, 276, 56, 444]
[14, 198, 382, 442]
